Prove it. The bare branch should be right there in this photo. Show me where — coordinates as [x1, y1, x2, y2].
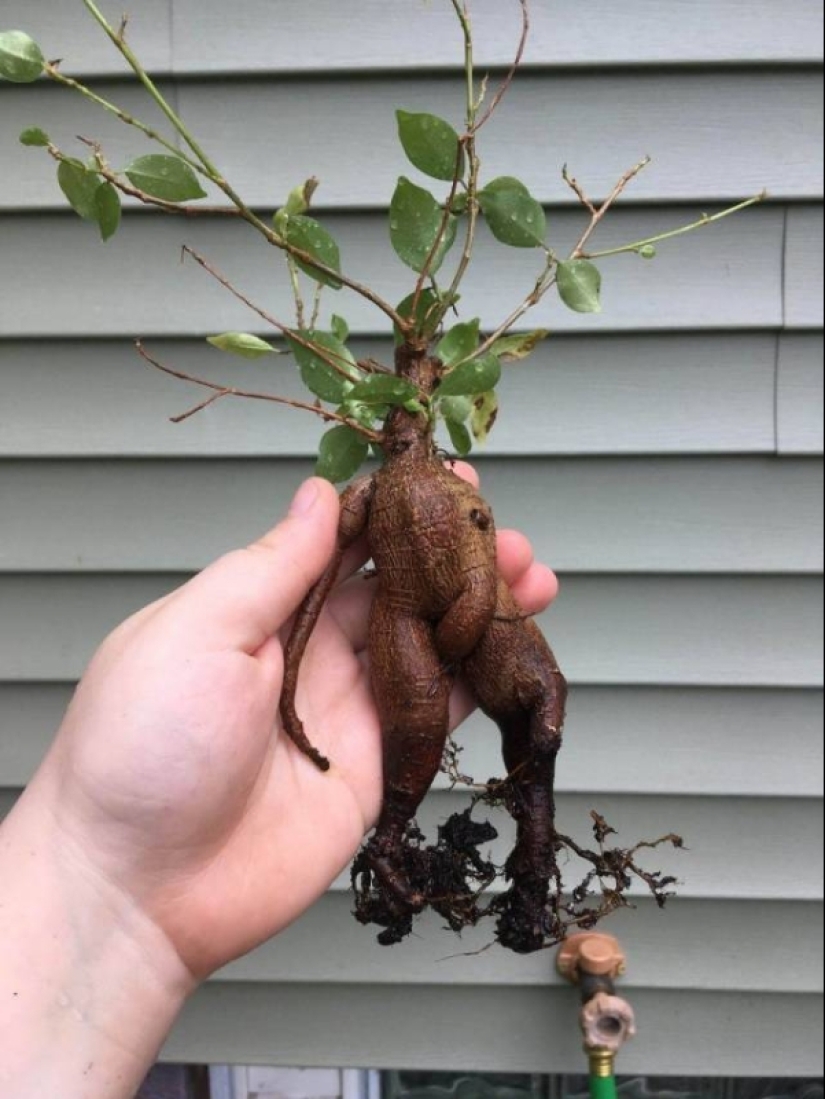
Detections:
[135, 342, 383, 442]
[472, 0, 530, 133]
[181, 246, 388, 390]
[570, 155, 651, 258]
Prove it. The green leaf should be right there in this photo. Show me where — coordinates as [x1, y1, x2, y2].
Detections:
[123, 154, 207, 203]
[289, 330, 361, 404]
[439, 395, 473, 423]
[285, 215, 343, 290]
[396, 110, 464, 182]
[393, 288, 446, 346]
[490, 329, 549, 362]
[57, 159, 102, 221]
[95, 182, 122, 242]
[470, 390, 500, 444]
[479, 176, 546, 248]
[0, 31, 44, 83]
[348, 375, 419, 407]
[316, 425, 369, 484]
[436, 319, 480, 368]
[446, 418, 473, 457]
[390, 177, 457, 274]
[438, 352, 501, 397]
[19, 126, 50, 148]
[207, 333, 276, 360]
[283, 177, 319, 217]
[331, 314, 350, 343]
[556, 259, 603, 314]
[340, 400, 387, 429]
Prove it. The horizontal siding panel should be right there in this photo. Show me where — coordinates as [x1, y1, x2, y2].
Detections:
[3, 73, 818, 209]
[179, 71, 821, 208]
[0, 206, 788, 338]
[173, 0, 825, 71]
[220, 895, 824, 994]
[0, 574, 821, 687]
[4, 0, 821, 76]
[0, 0, 172, 75]
[0, 457, 821, 574]
[0, 334, 780, 458]
[166, 984, 824, 1076]
[0, 788, 821, 902]
[786, 206, 825, 329]
[778, 333, 825, 454]
[3, 684, 821, 798]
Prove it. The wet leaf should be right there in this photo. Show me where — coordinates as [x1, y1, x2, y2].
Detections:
[438, 352, 501, 397]
[57, 159, 102, 221]
[0, 31, 44, 83]
[471, 390, 500, 444]
[436, 319, 480, 368]
[123, 154, 207, 203]
[446, 418, 473, 456]
[348, 374, 419, 407]
[95, 182, 122, 242]
[390, 177, 457, 274]
[316, 425, 369, 484]
[19, 126, 50, 147]
[439, 395, 473, 423]
[288, 330, 361, 404]
[285, 215, 343, 290]
[396, 110, 464, 182]
[490, 328, 549, 362]
[479, 176, 546, 248]
[556, 259, 602, 313]
[207, 332, 276, 359]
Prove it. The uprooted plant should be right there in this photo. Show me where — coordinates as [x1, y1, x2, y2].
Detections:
[1, 0, 762, 952]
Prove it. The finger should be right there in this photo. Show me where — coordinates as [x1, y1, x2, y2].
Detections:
[510, 563, 559, 613]
[159, 478, 341, 652]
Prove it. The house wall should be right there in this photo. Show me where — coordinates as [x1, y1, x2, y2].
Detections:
[1, 0, 822, 1077]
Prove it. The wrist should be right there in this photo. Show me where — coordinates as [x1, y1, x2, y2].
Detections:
[0, 777, 195, 1099]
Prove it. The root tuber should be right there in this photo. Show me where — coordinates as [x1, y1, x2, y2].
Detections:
[281, 342, 679, 953]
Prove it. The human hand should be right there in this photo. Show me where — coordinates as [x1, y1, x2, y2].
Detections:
[21, 467, 558, 982]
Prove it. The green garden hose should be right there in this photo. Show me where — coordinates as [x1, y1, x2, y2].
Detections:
[588, 1050, 619, 1099]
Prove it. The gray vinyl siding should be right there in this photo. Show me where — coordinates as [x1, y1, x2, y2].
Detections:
[1, 0, 823, 1079]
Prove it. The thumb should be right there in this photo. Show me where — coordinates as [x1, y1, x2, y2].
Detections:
[169, 477, 341, 652]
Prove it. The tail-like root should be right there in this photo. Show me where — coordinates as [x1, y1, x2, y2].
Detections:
[280, 476, 375, 770]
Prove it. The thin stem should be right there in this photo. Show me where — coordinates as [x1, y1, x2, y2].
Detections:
[43, 64, 207, 177]
[80, 0, 221, 177]
[76, 0, 405, 328]
[472, 0, 530, 133]
[475, 261, 556, 358]
[67, 142, 237, 217]
[570, 155, 651, 257]
[180, 247, 365, 388]
[135, 342, 383, 441]
[582, 193, 768, 260]
[309, 282, 325, 330]
[450, 0, 475, 129]
[287, 257, 307, 329]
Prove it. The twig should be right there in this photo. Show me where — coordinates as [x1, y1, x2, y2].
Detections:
[135, 342, 383, 441]
[181, 246, 387, 391]
[73, 0, 405, 329]
[472, 0, 530, 133]
[570, 155, 651, 258]
[582, 192, 768, 260]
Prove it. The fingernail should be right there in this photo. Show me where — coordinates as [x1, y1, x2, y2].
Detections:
[288, 478, 320, 517]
